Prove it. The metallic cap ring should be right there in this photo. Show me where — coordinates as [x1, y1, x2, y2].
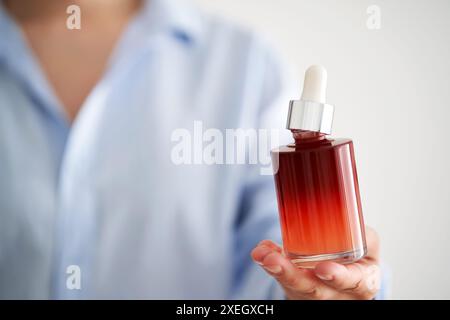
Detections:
[286, 100, 334, 134]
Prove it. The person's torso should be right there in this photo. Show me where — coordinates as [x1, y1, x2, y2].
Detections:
[0, 0, 282, 299]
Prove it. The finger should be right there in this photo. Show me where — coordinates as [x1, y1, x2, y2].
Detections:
[260, 251, 331, 299]
[251, 245, 276, 265]
[251, 240, 282, 265]
[314, 261, 381, 298]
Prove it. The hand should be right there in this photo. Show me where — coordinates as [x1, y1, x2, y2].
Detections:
[251, 226, 381, 300]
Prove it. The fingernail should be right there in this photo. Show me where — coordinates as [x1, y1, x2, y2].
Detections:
[316, 273, 333, 281]
[253, 246, 273, 265]
[263, 265, 282, 274]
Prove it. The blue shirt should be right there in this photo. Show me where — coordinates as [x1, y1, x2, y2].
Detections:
[0, 0, 289, 299]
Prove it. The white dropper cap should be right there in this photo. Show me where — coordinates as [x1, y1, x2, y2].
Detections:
[300, 65, 327, 104]
[286, 65, 334, 134]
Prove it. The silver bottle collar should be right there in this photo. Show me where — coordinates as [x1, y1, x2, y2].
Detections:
[286, 100, 334, 135]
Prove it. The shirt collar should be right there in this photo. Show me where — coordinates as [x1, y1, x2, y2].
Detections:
[0, 0, 205, 124]
[0, 0, 205, 61]
[0, 1, 19, 63]
[135, 0, 205, 46]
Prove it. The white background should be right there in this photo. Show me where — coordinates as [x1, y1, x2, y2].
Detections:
[194, 0, 450, 299]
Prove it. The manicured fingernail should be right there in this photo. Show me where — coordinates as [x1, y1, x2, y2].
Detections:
[263, 265, 282, 274]
[316, 273, 333, 281]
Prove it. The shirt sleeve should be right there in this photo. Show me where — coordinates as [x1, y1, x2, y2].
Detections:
[228, 38, 294, 299]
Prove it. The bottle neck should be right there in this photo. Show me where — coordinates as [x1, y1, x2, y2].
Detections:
[291, 129, 328, 144]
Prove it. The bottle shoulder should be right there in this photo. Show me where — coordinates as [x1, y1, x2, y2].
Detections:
[271, 138, 353, 154]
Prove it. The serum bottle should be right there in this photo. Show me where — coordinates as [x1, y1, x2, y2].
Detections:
[271, 65, 367, 268]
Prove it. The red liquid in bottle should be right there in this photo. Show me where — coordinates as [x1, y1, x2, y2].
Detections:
[271, 130, 366, 267]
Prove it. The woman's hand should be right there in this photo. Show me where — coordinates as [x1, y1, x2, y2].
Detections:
[251, 226, 381, 300]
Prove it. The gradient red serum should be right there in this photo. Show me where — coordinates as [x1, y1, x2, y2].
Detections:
[271, 66, 366, 268]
